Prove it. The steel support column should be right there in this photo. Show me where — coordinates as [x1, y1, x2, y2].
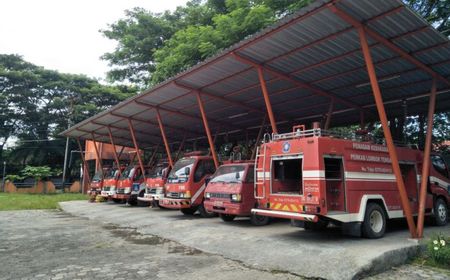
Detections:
[324, 101, 334, 130]
[147, 144, 160, 167]
[175, 135, 186, 162]
[417, 78, 437, 238]
[77, 139, 90, 193]
[196, 91, 219, 168]
[257, 67, 278, 134]
[251, 115, 267, 160]
[156, 109, 174, 168]
[358, 27, 417, 238]
[127, 119, 146, 180]
[107, 127, 122, 177]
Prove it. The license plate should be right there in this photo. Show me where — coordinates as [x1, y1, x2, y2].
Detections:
[214, 201, 223, 207]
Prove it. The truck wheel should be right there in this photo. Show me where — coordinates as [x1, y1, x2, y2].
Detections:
[250, 213, 270, 226]
[198, 203, 217, 218]
[362, 203, 386, 239]
[433, 198, 448, 226]
[136, 192, 148, 207]
[181, 206, 198, 215]
[220, 214, 236, 222]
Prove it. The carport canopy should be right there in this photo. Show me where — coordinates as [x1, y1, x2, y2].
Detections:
[62, 0, 450, 149]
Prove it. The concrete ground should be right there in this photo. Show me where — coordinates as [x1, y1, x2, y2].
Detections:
[0, 210, 299, 280]
[57, 201, 450, 280]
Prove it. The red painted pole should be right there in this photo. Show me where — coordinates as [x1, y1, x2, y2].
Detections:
[156, 109, 174, 168]
[324, 100, 334, 130]
[358, 27, 417, 238]
[77, 139, 91, 193]
[127, 119, 146, 180]
[175, 135, 186, 162]
[417, 78, 437, 238]
[196, 91, 219, 168]
[107, 127, 122, 177]
[257, 67, 278, 134]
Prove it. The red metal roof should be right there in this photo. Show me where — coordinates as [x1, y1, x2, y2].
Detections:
[62, 0, 450, 149]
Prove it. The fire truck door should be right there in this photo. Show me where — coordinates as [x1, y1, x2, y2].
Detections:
[324, 157, 346, 212]
[400, 164, 418, 213]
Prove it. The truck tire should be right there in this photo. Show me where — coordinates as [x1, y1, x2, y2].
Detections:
[362, 203, 386, 239]
[433, 198, 448, 226]
[136, 192, 148, 207]
[198, 203, 217, 218]
[250, 213, 270, 226]
[220, 214, 236, 222]
[181, 206, 198, 215]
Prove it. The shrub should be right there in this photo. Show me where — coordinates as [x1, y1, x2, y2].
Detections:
[427, 234, 450, 266]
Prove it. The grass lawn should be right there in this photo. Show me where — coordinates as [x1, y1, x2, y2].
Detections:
[0, 193, 88, 211]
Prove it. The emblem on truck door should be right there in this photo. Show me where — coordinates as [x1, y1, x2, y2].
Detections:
[282, 141, 291, 153]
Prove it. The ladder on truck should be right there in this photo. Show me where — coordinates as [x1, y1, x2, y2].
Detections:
[254, 139, 269, 199]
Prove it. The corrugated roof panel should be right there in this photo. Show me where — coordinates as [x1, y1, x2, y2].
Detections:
[137, 83, 190, 105]
[337, 0, 401, 22]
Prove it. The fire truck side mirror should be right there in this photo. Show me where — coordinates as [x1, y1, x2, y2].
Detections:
[184, 167, 190, 176]
[235, 172, 240, 179]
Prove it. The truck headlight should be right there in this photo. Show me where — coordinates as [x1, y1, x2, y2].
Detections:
[124, 187, 131, 193]
[156, 187, 163, 194]
[179, 191, 191, 199]
[205, 192, 211, 199]
[231, 193, 241, 202]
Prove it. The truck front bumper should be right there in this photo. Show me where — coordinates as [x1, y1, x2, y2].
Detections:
[161, 198, 191, 209]
[204, 200, 248, 216]
[112, 193, 131, 200]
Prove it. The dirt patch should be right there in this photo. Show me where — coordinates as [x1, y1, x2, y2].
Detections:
[102, 224, 203, 255]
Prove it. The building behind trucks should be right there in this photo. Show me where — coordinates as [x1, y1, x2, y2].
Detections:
[138, 161, 171, 207]
[251, 126, 450, 238]
[204, 161, 269, 225]
[161, 152, 217, 217]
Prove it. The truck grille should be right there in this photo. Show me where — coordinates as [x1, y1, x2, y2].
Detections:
[166, 192, 180, 199]
[116, 188, 125, 194]
[210, 193, 231, 199]
[149, 188, 157, 194]
[103, 186, 111, 191]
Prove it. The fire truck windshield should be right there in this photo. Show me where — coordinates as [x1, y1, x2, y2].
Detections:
[167, 158, 195, 183]
[148, 165, 167, 178]
[210, 165, 245, 184]
[120, 166, 135, 180]
[103, 169, 116, 179]
[92, 171, 103, 182]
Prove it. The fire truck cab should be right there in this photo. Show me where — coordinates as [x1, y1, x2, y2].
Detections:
[87, 168, 108, 196]
[99, 167, 122, 199]
[161, 153, 216, 217]
[137, 162, 171, 207]
[112, 165, 147, 203]
[252, 126, 450, 238]
[204, 162, 269, 225]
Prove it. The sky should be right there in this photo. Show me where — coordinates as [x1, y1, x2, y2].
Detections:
[0, 0, 188, 81]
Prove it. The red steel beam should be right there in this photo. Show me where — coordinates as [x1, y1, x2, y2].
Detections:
[329, 4, 450, 87]
[251, 115, 267, 160]
[127, 119, 146, 180]
[257, 66, 278, 134]
[156, 109, 174, 168]
[147, 144, 160, 167]
[196, 91, 219, 168]
[324, 101, 334, 130]
[358, 26, 417, 238]
[90, 134, 104, 175]
[77, 127, 154, 148]
[107, 126, 123, 177]
[417, 78, 437, 238]
[175, 134, 187, 162]
[91, 120, 162, 140]
[232, 52, 367, 114]
[77, 138, 91, 193]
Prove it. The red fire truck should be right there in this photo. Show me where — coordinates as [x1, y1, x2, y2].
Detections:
[251, 126, 450, 238]
[137, 162, 171, 207]
[87, 168, 108, 196]
[204, 161, 270, 225]
[112, 165, 147, 203]
[99, 167, 122, 199]
[161, 153, 216, 217]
